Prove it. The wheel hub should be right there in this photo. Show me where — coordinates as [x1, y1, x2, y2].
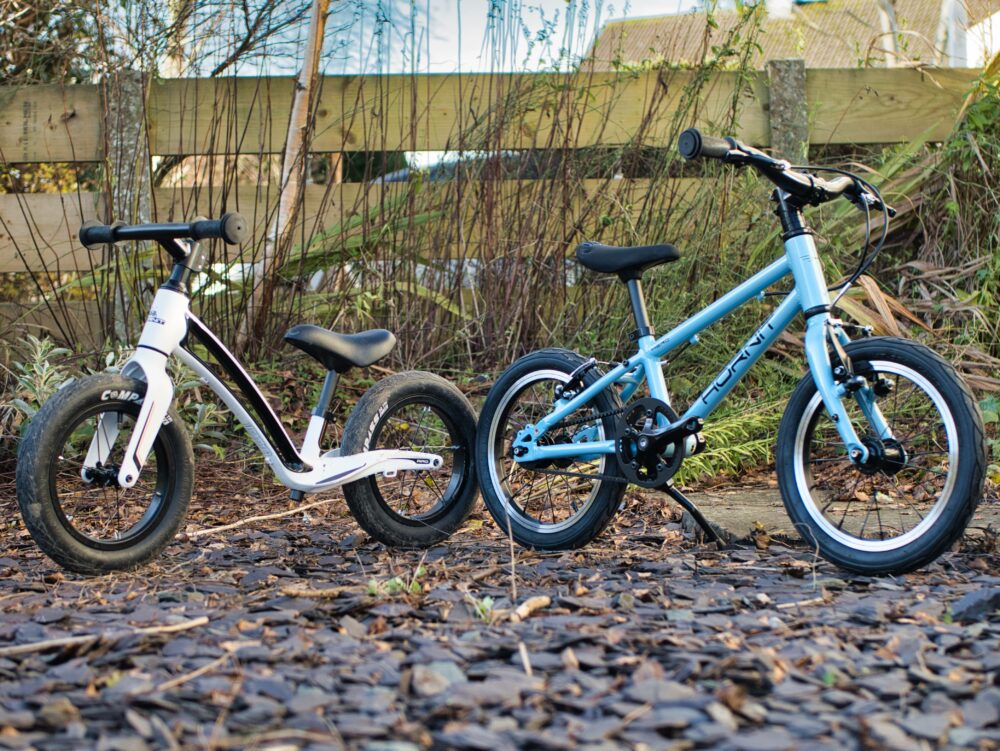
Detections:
[84, 463, 121, 488]
[856, 437, 908, 476]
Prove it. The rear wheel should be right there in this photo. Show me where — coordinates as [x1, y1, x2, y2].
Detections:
[776, 337, 985, 574]
[16, 374, 193, 574]
[475, 349, 626, 550]
[341, 371, 478, 547]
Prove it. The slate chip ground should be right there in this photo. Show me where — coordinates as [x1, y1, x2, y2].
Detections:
[0, 466, 997, 751]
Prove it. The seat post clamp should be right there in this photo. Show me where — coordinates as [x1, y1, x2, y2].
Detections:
[629, 326, 655, 342]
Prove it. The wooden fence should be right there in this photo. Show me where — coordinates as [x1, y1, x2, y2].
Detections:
[0, 64, 981, 274]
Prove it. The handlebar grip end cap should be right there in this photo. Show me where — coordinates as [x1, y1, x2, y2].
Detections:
[79, 219, 114, 249]
[220, 212, 249, 245]
[678, 128, 702, 160]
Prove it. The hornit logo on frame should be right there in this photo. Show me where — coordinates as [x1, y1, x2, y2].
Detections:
[700, 318, 777, 404]
[149, 310, 166, 325]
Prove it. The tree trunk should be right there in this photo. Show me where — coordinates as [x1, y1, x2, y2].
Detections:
[875, 0, 900, 67]
[239, 0, 330, 354]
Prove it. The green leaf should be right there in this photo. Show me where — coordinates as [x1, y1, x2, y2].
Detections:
[10, 399, 36, 417]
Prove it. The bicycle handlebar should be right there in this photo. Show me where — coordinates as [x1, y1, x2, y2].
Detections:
[678, 127, 896, 217]
[79, 212, 250, 249]
[678, 129, 732, 160]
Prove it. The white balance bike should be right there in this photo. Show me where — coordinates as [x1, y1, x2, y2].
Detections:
[16, 214, 478, 574]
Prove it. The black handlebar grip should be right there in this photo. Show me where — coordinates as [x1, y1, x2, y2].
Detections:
[678, 128, 732, 161]
[79, 219, 116, 248]
[190, 212, 249, 245]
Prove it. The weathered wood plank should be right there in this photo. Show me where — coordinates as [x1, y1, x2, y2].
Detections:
[0, 84, 102, 162]
[806, 68, 977, 144]
[2, 179, 701, 271]
[0, 193, 100, 273]
[147, 71, 771, 155]
[0, 69, 980, 163]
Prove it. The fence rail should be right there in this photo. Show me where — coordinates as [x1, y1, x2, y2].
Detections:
[0, 65, 981, 273]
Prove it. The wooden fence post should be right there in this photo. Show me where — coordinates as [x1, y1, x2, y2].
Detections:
[102, 70, 152, 344]
[767, 59, 808, 162]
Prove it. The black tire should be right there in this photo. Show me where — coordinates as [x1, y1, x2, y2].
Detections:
[475, 348, 626, 550]
[340, 371, 478, 547]
[16, 374, 194, 575]
[776, 337, 986, 575]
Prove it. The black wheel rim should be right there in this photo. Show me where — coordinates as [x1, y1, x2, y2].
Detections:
[47, 400, 173, 550]
[364, 395, 470, 526]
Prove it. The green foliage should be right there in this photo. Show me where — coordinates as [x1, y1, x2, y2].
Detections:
[677, 396, 788, 482]
[367, 564, 428, 598]
[981, 396, 1000, 484]
[471, 594, 495, 622]
[3, 335, 73, 433]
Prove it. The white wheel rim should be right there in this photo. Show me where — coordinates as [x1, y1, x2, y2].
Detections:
[792, 360, 958, 552]
[486, 369, 607, 533]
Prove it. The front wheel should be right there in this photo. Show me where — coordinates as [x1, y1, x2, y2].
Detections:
[776, 337, 986, 575]
[340, 371, 478, 547]
[16, 374, 194, 575]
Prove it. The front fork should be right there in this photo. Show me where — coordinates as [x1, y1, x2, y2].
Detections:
[788, 225, 892, 461]
[87, 287, 189, 488]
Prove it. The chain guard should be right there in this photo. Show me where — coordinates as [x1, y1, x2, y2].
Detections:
[615, 397, 684, 488]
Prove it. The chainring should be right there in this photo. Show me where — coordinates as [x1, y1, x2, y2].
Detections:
[615, 397, 683, 488]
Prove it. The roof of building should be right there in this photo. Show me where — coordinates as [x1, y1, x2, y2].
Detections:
[586, 0, 999, 69]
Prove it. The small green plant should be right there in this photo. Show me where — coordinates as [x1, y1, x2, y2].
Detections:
[171, 361, 231, 458]
[4, 335, 73, 434]
[469, 594, 495, 622]
[367, 564, 428, 598]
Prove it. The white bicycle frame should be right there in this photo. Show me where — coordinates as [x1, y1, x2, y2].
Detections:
[88, 286, 443, 491]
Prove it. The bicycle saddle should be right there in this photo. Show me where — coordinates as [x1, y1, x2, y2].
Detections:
[575, 241, 680, 279]
[284, 325, 396, 373]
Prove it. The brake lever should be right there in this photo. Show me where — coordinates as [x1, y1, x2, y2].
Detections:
[849, 187, 896, 218]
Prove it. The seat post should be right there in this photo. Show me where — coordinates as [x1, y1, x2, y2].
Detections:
[623, 276, 654, 340]
[312, 370, 339, 420]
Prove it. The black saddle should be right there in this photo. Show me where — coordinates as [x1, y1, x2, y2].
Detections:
[284, 325, 396, 373]
[575, 241, 680, 279]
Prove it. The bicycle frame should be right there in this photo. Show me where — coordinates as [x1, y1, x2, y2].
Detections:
[89, 243, 443, 490]
[513, 197, 893, 467]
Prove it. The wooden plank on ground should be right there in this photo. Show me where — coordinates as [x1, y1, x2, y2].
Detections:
[0, 84, 102, 163]
[806, 67, 978, 144]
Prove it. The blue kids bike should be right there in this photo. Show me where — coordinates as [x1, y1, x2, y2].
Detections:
[474, 128, 986, 575]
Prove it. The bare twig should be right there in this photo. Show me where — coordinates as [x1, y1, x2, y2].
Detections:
[280, 584, 357, 598]
[0, 615, 209, 657]
[154, 652, 231, 693]
[510, 595, 551, 623]
[187, 498, 338, 538]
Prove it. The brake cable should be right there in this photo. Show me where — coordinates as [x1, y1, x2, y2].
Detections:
[790, 164, 890, 298]
[762, 164, 890, 299]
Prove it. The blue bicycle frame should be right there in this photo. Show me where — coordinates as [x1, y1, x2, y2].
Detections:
[513, 194, 893, 467]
